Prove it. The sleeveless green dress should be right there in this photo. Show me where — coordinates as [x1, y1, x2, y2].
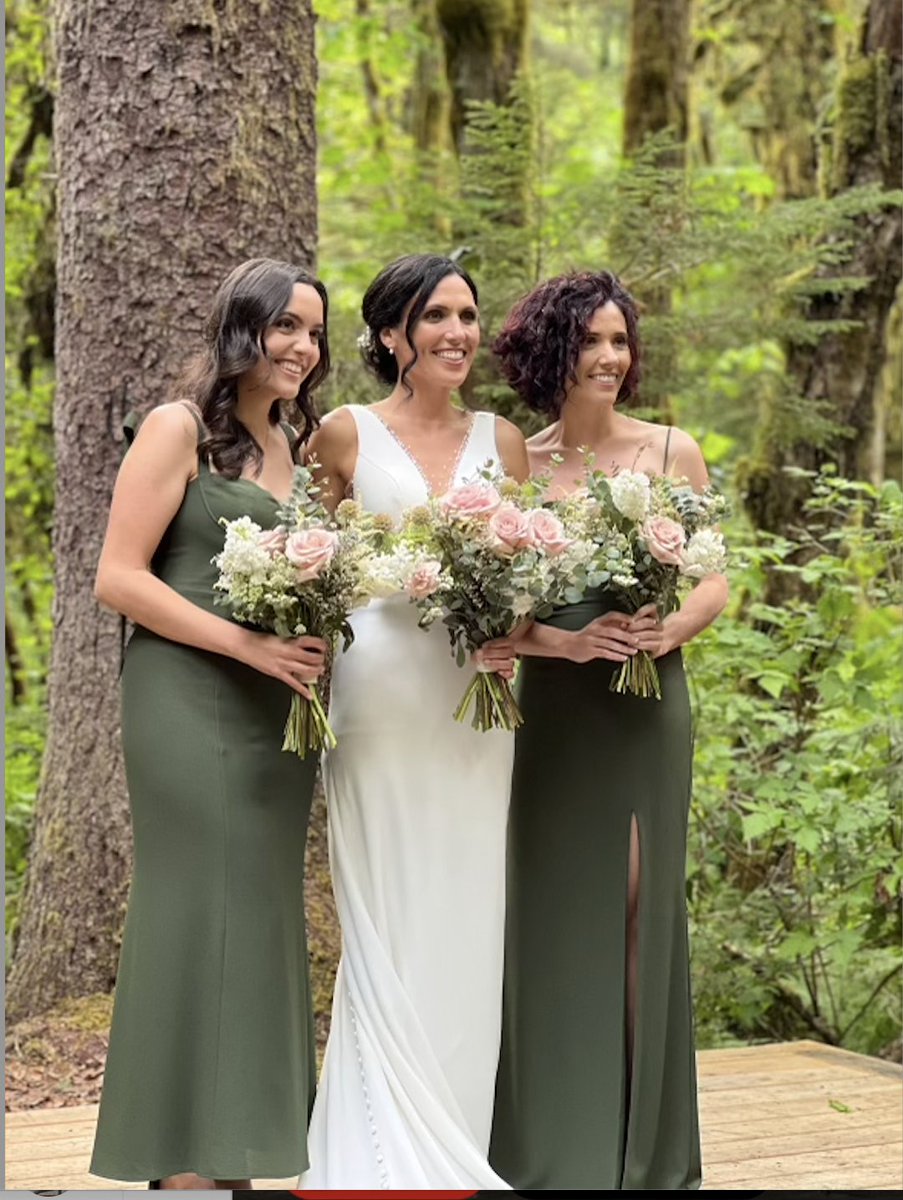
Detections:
[90, 425, 317, 1182]
[489, 590, 702, 1190]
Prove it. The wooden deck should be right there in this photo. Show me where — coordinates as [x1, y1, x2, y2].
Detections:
[4, 1040, 901, 1190]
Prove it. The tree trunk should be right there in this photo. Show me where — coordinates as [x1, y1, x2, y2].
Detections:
[6, 613, 27, 705]
[424, 0, 533, 411]
[355, 0, 389, 156]
[408, 0, 455, 238]
[743, 0, 903, 535]
[6, 0, 318, 1021]
[620, 0, 690, 419]
[435, 0, 530, 148]
[701, 0, 834, 199]
[411, 0, 453, 157]
[623, 0, 689, 162]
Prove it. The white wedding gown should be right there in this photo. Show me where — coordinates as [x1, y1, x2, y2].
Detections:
[299, 405, 513, 1189]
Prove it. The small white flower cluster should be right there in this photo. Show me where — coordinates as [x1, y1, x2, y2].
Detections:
[215, 516, 274, 589]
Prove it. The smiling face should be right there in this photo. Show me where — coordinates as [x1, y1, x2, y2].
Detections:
[383, 273, 480, 392]
[568, 300, 632, 406]
[241, 281, 325, 403]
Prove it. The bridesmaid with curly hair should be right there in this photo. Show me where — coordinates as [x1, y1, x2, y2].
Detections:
[488, 270, 728, 1190]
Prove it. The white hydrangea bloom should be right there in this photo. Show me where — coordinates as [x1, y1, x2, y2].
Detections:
[680, 529, 727, 578]
[360, 550, 408, 599]
[608, 471, 651, 521]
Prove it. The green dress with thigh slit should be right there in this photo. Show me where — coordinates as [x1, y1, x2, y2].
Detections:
[489, 588, 702, 1190]
[90, 424, 317, 1182]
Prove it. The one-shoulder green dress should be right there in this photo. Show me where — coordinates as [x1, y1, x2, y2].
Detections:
[91, 420, 317, 1182]
[489, 589, 702, 1190]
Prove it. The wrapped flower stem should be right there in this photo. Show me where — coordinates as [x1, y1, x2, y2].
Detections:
[282, 686, 337, 758]
[610, 651, 662, 700]
[454, 667, 524, 732]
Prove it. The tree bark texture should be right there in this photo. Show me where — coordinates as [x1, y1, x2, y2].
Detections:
[743, 0, 902, 534]
[7, 0, 318, 1021]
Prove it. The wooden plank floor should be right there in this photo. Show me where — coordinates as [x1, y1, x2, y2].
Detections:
[5, 1040, 901, 1190]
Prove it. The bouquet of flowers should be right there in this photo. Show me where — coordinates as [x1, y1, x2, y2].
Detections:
[386, 473, 593, 731]
[212, 467, 392, 756]
[555, 467, 727, 698]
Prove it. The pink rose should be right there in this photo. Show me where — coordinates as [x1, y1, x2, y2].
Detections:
[258, 525, 288, 557]
[441, 481, 501, 518]
[488, 502, 534, 556]
[527, 508, 572, 557]
[405, 559, 442, 600]
[641, 516, 686, 565]
[285, 527, 339, 581]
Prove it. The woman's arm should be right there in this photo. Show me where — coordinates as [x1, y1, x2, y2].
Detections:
[304, 407, 357, 514]
[495, 416, 530, 483]
[631, 428, 729, 655]
[516, 612, 639, 663]
[95, 404, 324, 693]
[631, 576, 729, 658]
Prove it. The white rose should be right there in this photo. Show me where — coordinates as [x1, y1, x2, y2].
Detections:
[680, 529, 727, 578]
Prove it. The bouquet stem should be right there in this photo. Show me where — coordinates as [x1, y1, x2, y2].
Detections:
[610, 650, 662, 700]
[282, 686, 338, 758]
[454, 670, 524, 732]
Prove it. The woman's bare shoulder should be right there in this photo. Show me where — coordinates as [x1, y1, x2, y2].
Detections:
[526, 422, 558, 450]
[311, 405, 358, 443]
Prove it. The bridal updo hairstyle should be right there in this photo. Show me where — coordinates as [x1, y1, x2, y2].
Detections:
[359, 253, 479, 395]
[493, 270, 641, 418]
[179, 257, 330, 478]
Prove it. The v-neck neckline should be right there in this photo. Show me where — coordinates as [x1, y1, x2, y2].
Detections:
[199, 464, 289, 507]
[368, 408, 477, 498]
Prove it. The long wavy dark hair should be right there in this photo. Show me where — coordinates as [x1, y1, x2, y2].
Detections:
[359, 254, 478, 396]
[178, 258, 330, 477]
[493, 270, 641, 417]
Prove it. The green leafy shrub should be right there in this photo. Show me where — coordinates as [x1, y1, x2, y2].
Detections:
[687, 469, 902, 1055]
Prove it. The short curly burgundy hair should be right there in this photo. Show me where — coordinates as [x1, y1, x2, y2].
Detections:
[493, 270, 641, 417]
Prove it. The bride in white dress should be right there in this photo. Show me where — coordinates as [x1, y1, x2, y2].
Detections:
[299, 255, 528, 1189]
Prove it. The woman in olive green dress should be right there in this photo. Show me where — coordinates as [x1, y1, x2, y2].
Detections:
[90, 259, 330, 1190]
[488, 271, 728, 1190]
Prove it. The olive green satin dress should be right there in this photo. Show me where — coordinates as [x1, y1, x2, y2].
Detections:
[91, 430, 317, 1182]
[489, 590, 702, 1190]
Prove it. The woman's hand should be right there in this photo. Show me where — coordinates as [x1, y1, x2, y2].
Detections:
[628, 603, 676, 659]
[473, 637, 518, 680]
[238, 632, 328, 697]
[629, 604, 682, 662]
[566, 611, 639, 664]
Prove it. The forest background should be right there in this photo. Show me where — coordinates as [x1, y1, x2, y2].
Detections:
[4, 0, 902, 1106]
